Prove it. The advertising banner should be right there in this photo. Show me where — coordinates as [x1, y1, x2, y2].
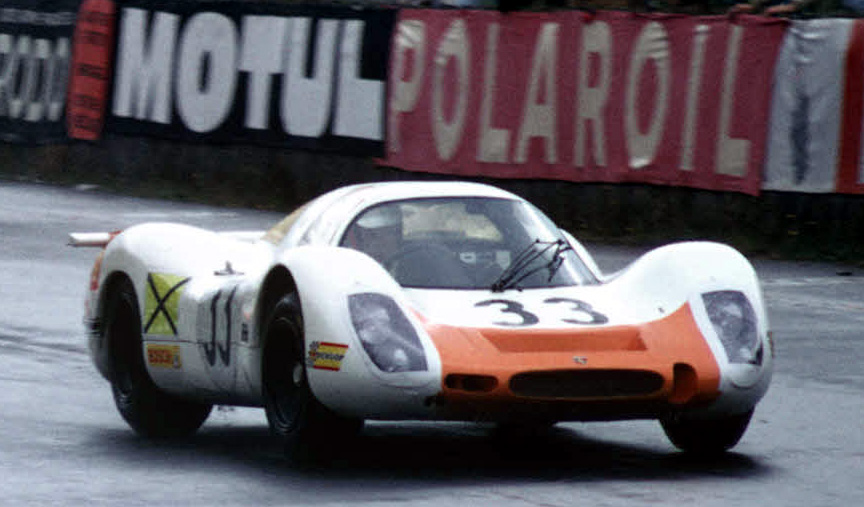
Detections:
[0, 0, 77, 143]
[763, 19, 855, 194]
[104, 0, 396, 156]
[67, 0, 116, 141]
[383, 10, 786, 195]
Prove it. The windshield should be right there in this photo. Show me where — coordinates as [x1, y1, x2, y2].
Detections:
[339, 197, 597, 289]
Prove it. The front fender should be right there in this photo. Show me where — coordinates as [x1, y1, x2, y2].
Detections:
[610, 241, 772, 414]
[610, 241, 764, 311]
[276, 246, 442, 420]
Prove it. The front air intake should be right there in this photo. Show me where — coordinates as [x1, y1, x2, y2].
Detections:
[509, 370, 664, 399]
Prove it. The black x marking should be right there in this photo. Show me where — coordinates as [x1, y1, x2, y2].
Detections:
[144, 274, 191, 335]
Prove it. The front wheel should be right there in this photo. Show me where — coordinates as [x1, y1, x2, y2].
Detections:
[660, 410, 754, 455]
[106, 278, 211, 438]
[262, 294, 362, 462]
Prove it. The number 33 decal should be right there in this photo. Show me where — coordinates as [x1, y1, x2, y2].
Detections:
[475, 298, 608, 327]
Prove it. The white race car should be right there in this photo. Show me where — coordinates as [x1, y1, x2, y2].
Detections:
[71, 181, 772, 459]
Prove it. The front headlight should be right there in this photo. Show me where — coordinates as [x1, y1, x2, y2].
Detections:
[702, 291, 763, 365]
[348, 293, 428, 373]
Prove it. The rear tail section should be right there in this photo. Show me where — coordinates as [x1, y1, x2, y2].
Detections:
[68, 232, 119, 248]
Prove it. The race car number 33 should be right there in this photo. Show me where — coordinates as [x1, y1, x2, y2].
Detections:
[476, 298, 609, 327]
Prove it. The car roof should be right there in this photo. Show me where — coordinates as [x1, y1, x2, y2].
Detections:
[273, 181, 525, 247]
[323, 181, 521, 204]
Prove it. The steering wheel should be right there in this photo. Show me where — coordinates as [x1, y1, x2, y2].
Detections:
[472, 255, 506, 286]
[384, 242, 457, 271]
[384, 243, 464, 286]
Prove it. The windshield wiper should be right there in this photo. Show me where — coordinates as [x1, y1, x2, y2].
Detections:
[490, 239, 571, 292]
[545, 240, 573, 282]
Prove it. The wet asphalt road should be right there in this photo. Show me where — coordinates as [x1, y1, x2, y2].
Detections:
[1, 180, 863, 506]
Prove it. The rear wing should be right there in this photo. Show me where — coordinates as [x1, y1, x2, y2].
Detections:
[68, 230, 265, 248]
[68, 232, 118, 248]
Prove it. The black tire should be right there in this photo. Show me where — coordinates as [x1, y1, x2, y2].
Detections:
[262, 294, 362, 462]
[493, 420, 557, 437]
[661, 409, 754, 455]
[105, 278, 211, 438]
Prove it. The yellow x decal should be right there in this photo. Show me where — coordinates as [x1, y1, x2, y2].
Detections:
[143, 273, 190, 336]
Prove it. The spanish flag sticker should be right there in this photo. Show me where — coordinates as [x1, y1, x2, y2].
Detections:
[307, 341, 349, 371]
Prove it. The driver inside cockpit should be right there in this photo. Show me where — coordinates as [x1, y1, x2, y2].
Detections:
[342, 204, 403, 265]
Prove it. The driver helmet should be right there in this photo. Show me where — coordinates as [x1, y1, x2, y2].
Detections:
[350, 204, 404, 264]
[356, 205, 402, 230]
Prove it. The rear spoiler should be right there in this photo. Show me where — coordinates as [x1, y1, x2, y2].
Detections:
[68, 232, 118, 248]
[68, 230, 265, 248]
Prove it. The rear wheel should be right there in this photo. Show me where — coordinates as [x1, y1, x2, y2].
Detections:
[105, 278, 211, 437]
[262, 294, 362, 462]
[661, 410, 754, 455]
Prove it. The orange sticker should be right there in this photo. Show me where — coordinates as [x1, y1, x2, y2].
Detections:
[146, 344, 182, 369]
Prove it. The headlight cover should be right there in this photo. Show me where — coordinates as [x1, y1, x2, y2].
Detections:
[348, 293, 428, 373]
[702, 290, 763, 365]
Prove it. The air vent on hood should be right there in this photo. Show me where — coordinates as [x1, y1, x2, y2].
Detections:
[481, 327, 645, 353]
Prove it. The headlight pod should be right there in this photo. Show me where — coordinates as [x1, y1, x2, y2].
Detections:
[348, 293, 428, 373]
[702, 290, 763, 365]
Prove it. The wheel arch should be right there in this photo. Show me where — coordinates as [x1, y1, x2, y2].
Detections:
[256, 265, 306, 382]
[93, 270, 138, 382]
[257, 265, 300, 344]
[256, 265, 306, 405]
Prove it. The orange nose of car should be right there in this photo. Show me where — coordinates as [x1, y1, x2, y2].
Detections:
[425, 303, 721, 422]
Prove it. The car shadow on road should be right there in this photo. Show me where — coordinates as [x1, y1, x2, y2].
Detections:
[329, 422, 768, 482]
[93, 419, 772, 486]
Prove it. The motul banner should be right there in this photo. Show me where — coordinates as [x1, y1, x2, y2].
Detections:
[383, 10, 786, 195]
[104, 0, 396, 156]
[0, 0, 77, 143]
